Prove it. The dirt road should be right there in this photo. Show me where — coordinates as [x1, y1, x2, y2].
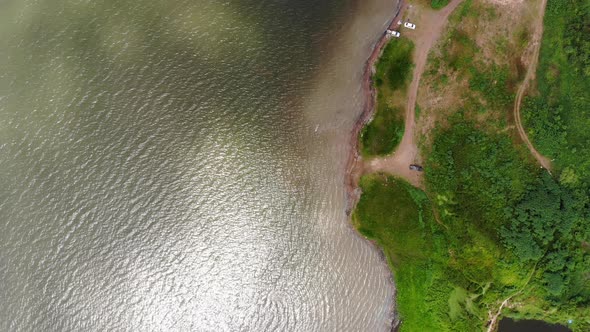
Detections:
[364, 0, 465, 189]
[513, 0, 552, 172]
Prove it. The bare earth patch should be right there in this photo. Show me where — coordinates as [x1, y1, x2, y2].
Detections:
[414, 0, 552, 173]
[352, 0, 551, 198]
[363, 0, 466, 189]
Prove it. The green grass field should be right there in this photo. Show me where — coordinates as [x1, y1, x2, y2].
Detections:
[431, 0, 450, 9]
[353, 174, 457, 331]
[361, 38, 414, 157]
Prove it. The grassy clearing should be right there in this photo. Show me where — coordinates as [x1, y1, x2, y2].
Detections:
[431, 0, 450, 10]
[375, 38, 414, 92]
[441, 2, 521, 119]
[361, 38, 414, 157]
[415, 0, 450, 10]
[353, 174, 461, 331]
[522, 0, 590, 182]
[419, 0, 528, 136]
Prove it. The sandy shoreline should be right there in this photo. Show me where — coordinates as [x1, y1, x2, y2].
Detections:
[344, 1, 407, 216]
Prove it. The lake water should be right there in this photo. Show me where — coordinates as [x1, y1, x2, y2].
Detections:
[0, 0, 398, 330]
[499, 318, 572, 332]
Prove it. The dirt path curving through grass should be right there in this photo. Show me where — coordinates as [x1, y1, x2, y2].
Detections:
[364, 0, 465, 189]
[513, 0, 552, 172]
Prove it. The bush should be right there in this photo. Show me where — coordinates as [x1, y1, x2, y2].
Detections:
[431, 0, 450, 10]
[361, 38, 414, 157]
[375, 38, 415, 91]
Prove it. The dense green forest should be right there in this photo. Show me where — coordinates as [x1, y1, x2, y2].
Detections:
[523, 0, 590, 182]
[360, 38, 414, 157]
[426, 115, 590, 328]
[355, 116, 590, 330]
[354, 0, 590, 329]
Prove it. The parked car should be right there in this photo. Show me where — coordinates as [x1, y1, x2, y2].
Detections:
[386, 30, 400, 38]
[409, 164, 423, 172]
[404, 22, 416, 30]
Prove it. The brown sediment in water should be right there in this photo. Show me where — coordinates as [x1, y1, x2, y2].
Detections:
[344, 1, 407, 216]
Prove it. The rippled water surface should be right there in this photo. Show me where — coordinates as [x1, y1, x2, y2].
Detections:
[1, 0, 397, 330]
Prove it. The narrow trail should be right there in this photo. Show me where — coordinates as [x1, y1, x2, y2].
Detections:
[364, 0, 464, 189]
[513, 0, 552, 172]
[486, 297, 513, 332]
[487, 5, 551, 332]
[486, 265, 537, 332]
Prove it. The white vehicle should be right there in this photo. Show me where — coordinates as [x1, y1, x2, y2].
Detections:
[386, 30, 400, 38]
[404, 22, 416, 30]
